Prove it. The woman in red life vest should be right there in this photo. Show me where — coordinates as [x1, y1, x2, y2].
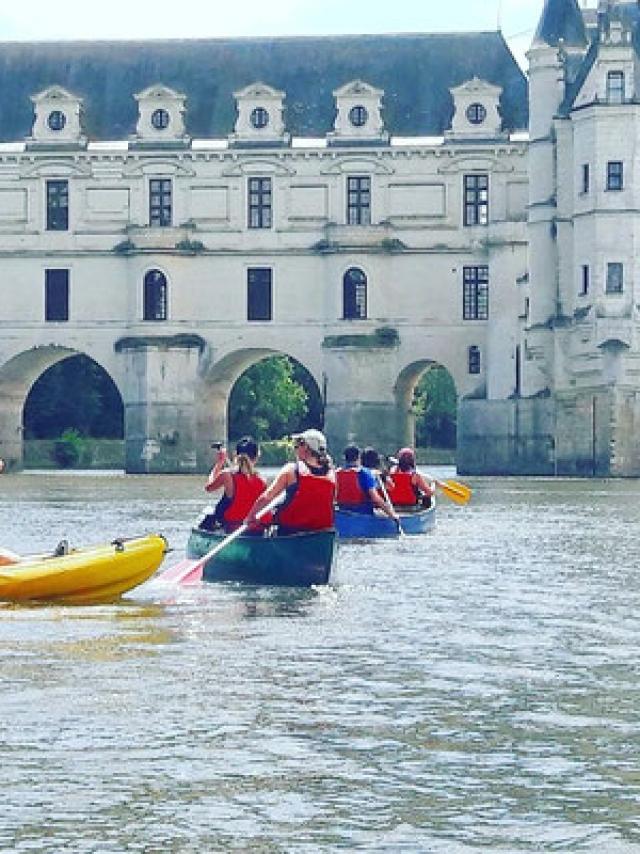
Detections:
[386, 447, 435, 508]
[337, 445, 399, 521]
[204, 436, 269, 533]
[245, 429, 336, 535]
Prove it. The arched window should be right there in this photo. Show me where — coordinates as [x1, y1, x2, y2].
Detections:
[143, 270, 168, 321]
[343, 267, 367, 320]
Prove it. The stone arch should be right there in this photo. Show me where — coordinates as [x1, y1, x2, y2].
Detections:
[195, 347, 323, 468]
[0, 346, 124, 469]
[394, 359, 459, 451]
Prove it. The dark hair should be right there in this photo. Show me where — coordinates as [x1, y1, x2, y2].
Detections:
[235, 436, 259, 476]
[343, 445, 360, 464]
[361, 447, 380, 469]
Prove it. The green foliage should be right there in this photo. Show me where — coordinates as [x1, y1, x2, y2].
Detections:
[229, 356, 321, 441]
[52, 429, 85, 468]
[24, 355, 124, 440]
[413, 366, 458, 449]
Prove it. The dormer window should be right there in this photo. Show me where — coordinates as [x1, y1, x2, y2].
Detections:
[465, 103, 487, 125]
[47, 110, 66, 131]
[151, 108, 170, 130]
[231, 83, 287, 146]
[606, 71, 624, 104]
[349, 105, 369, 128]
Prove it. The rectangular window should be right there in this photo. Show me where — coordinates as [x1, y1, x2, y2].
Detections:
[581, 164, 590, 194]
[463, 266, 489, 320]
[607, 161, 623, 191]
[347, 176, 371, 225]
[247, 268, 272, 321]
[468, 346, 481, 375]
[248, 177, 272, 229]
[607, 71, 624, 104]
[149, 179, 172, 227]
[462, 266, 489, 320]
[46, 180, 69, 231]
[463, 174, 489, 226]
[45, 269, 69, 322]
[580, 265, 590, 296]
[606, 262, 624, 294]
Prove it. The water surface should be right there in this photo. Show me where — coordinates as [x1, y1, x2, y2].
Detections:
[1, 471, 639, 851]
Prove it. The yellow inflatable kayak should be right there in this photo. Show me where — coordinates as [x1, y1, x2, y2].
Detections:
[0, 535, 167, 604]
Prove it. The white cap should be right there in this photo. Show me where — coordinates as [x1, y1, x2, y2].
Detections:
[293, 428, 327, 454]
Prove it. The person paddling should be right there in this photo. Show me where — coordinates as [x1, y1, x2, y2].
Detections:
[337, 445, 399, 522]
[387, 447, 435, 509]
[246, 429, 335, 536]
[204, 436, 269, 533]
[359, 446, 400, 522]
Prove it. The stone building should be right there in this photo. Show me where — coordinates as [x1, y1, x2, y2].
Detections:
[0, 31, 529, 472]
[3, 3, 637, 476]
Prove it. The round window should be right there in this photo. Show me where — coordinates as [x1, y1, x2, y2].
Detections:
[250, 107, 270, 129]
[151, 108, 170, 130]
[349, 105, 369, 128]
[466, 103, 487, 125]
[47, 110, 66, 132]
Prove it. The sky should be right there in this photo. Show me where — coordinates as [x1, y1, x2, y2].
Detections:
[0, 1, 597, 69]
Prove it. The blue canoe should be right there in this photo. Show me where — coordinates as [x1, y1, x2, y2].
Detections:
[335, 505, 436, 539]
[187, 527, 337, 587]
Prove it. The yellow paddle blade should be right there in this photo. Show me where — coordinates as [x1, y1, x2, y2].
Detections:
[436, 479, 472, 505]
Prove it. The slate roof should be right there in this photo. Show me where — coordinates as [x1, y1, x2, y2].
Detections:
[533, 0, 588, 48]
[0, 32, 527, 142]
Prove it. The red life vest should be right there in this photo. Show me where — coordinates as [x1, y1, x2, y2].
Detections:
[336, 467, 367, 506]
[387, 470, 418, 506]
[223, 472, 268, 525]
[277, 463, 335, 531]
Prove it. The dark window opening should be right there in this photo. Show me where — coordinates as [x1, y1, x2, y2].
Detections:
[580, 265, 590, 296]
[248, 177, 272, 229]
[247, 268, 272, 321]
[343, 267, 367, 319]
[46, 180, 69, 231]
[143, 270, 168, 320]
[463, 266, 489, 320]
[581, 164, 590, 194]
[45, 269, 69, 322]
[607, 161, 623, 191]
[468, 346, 481, 375]
[607, 71, 624, 104]
[606, 262, 624, 294]
[149, 179, 172, 227]
[347, 176, 371, 225]
[463, 174, 489, 226]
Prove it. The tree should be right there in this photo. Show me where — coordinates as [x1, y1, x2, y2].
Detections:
[229, 356, 320, 441]
[23, 355, 124, 439]
[413, 366, 457, 448]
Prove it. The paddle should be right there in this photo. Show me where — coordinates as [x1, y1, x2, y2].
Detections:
[377, 477, 405, 538]
[161, 494, 283, 586]
[428, 477, 472, 506]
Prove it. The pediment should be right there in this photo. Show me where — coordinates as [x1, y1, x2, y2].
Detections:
[222, 158, 296, 177]
[31, 85, 80, 104]
[234, 81, 284, 99]
[450, 77, 501, 97]
[135, 84, 185, 102]
[23, 159, 91, 178]
[333, 79, 383, 98]
[437, 154, 513, 174]
[321, 157, 394, 176]
[124, 160, 195, 178]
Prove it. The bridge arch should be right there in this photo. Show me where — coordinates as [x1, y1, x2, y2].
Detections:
[0, 346, 125, 469]
[195, 347, 323, 466]
[394, 359, 459, 452]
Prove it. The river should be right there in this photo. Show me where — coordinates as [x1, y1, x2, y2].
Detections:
[1, 470, 639, 852]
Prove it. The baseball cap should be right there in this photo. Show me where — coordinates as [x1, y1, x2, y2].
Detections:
[293, 428, 327, 454]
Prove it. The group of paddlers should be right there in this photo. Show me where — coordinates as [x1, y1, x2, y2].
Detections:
[200, 428, 435, 536]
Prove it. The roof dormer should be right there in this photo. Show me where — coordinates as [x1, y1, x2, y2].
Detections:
[28, 86, 86, 149]
[132, 85, 189, 147]
[329, 80, 387, 146]
[231, 82, 288, 147]
[447, 77, 504, 140]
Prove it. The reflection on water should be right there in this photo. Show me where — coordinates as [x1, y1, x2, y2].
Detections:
[1, 471, 640, 851]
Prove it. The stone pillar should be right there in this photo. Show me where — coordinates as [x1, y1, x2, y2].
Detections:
[117, 335, 205, 474]
[323, 333, 404, 457]
[0, 388, 24, 471]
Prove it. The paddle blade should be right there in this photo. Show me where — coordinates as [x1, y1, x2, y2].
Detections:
[158, 558, 203, 585]
[437, 479, 472, 505]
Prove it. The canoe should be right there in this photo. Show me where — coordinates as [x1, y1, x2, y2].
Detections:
[335, 505, 436, 539]
[0, 534, 167, 604]
[187, 527, 337, 587]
